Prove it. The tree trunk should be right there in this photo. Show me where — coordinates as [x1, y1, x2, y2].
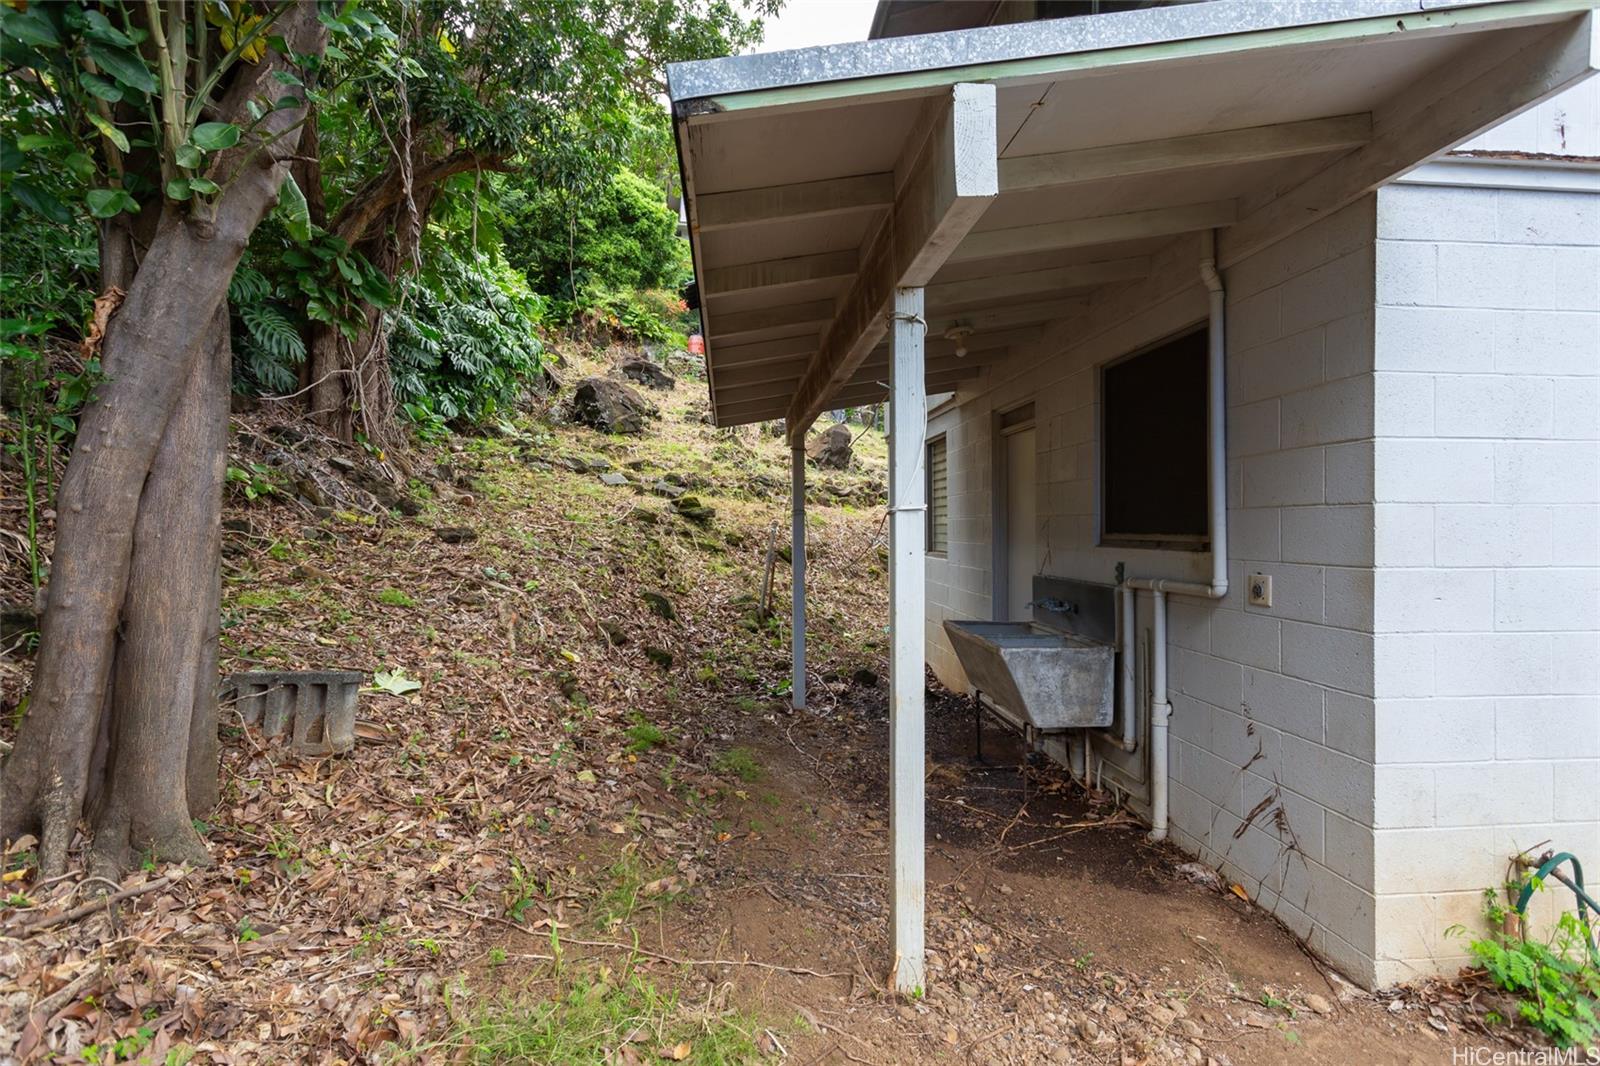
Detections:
[0, 8, 327, 876]
[293, 109, 328, 400]
[91, 307, 229, 872]
[306, 148, 502, 442]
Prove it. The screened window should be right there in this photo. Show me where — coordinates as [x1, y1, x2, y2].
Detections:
[927, 435, 949, 554]
[1100, 327, 1208, 548]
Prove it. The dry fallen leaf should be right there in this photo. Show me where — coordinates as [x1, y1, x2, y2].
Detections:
[1229, 883, 1250, 902]
[659, 1041, 692, 1060]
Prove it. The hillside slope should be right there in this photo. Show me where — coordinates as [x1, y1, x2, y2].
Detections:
[1, 342, 894, 1061]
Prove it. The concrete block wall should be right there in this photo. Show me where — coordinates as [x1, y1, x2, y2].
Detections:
[924, 201, 1388, 984]
[1366, 181, 1600, 987]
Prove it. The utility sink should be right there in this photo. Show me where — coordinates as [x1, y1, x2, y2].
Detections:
[944, 620, 1114, 731]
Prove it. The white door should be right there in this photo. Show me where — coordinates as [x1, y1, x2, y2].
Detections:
[1006, 427, 1037, 621]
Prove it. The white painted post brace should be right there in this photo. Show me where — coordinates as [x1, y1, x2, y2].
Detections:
[888, 286, 927, 994]
[791, 445, 806, 710]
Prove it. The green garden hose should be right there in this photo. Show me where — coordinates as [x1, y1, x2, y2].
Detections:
[1515, 851, 1600, 965]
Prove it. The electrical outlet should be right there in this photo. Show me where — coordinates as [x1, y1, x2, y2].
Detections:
[1248, 573, 1273, 608]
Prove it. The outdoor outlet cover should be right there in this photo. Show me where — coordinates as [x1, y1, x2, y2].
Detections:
[1248, 573, 1273, 607]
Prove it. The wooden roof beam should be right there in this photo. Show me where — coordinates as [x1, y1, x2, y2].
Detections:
[702, 249, 856, 297]
[696, 172, 894, 231]
[927, 256, 1148, 308]
[1222, 13, 1598, 265]
[947, 199, 1237, 265]
[784, 82, 999, 445]
[709, 300, 834, 343]
[997, 113, 1372, 192]
[710, 335, 818, 370]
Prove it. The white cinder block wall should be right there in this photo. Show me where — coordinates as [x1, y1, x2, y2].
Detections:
[924, 177, 1600, 989]
[1367, 179, 1600, 987]
[927, 200, 1388, 983]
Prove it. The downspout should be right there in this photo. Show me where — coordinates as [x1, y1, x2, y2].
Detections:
[1124, 230, 1229, 842]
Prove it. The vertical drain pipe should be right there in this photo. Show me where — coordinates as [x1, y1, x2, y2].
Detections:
[1148, 590, 1170, 839]
[1126, 231, 1230, 842]
[1100, 585, 1138, 752]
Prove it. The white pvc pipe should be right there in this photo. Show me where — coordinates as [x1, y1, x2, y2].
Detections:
[1069, 733, 1088, 783]
[791, 445, 806, 710]
[1148, 590, 1172, 840]
[1125, 231, 1230, 842]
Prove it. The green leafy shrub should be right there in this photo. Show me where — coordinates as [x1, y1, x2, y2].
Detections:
[388, 243, 546, 427]
[229, 221, 395, 396]
[1455, 884, 1600, 1047]
[505, 168, 687, 301]
[563, 286, 691, 348]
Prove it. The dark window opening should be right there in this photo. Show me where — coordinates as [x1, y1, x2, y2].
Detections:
[1100, 327, 1208, 548]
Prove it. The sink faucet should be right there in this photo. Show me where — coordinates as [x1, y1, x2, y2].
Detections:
[1029, 596, 1077, 614]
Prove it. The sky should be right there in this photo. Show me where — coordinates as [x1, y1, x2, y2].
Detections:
[750, 0, 879, 54]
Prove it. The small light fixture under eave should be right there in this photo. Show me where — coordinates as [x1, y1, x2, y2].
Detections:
[944, 325, 974, 358]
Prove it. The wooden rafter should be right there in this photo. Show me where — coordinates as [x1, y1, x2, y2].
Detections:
[782, 83, 999, 444]
[696, 172, 894, 231]
[997, 114, 1372, 193]
[947, 200, 1237, 265]
[702, 249, 856, 297]
[1222, 14, 1598, 265]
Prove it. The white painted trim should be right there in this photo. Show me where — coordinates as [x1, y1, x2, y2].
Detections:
[1400, 154, 1600, 191]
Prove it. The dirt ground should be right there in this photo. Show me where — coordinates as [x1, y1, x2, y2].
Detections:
[601, 682, 1520, 1066]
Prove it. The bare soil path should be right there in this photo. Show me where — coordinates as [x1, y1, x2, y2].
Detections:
[641, 682, 1513, 1066]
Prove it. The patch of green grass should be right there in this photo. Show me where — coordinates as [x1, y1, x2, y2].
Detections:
[441, 965, 769, 1064]
[624, 717, 668, 753]
[590, 849, 678, 932]
[378, 587, 416, 607]
[712, 747, 762, 784]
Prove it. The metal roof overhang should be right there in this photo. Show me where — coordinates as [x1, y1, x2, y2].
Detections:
[668, 0, 1600, 432]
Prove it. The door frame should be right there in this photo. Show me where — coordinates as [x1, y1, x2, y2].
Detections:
[990, 402, 1036, 622]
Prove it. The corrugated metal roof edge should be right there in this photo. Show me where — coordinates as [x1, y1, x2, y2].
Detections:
[668, 0, 1474, 103]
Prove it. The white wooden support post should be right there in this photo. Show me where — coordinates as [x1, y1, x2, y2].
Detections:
[888, 284, 927, 994]
[790, 445, 806, 710]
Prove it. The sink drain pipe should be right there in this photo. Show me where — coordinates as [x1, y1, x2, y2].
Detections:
[1123, 231, 1230, 842]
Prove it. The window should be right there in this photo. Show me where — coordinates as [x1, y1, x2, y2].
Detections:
[1100, 326, 1208, 548]
[927, 435, 949, 554]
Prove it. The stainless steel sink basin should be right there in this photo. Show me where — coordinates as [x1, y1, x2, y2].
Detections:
[944, 620, 1114, 730]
